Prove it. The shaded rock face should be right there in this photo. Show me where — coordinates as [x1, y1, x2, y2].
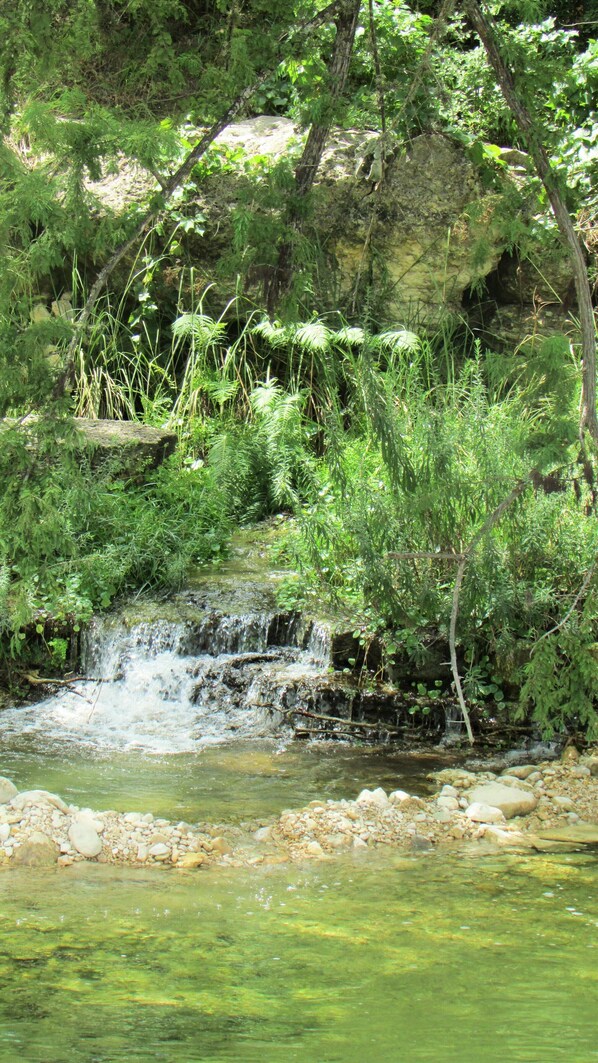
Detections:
[1, 418, 177, 479]
[325, 133, 503, 323]
[75, 419, 177, 475]
[86, 114, 577, 343]
[199, 121, 506, 324]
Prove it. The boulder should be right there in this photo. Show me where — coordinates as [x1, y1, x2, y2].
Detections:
[536, 823, 598, 846]
[68, 813, 103, 858]
[0, 777, 18, 804]
[467, 782, 537, 819]
[126, 119, 519, 327]
[12, 831, 58, 867]
[177, 852, 207, 869]
[75, 419, 177, 475]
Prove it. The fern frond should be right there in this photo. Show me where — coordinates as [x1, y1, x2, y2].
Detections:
[172, 313, 226, 348]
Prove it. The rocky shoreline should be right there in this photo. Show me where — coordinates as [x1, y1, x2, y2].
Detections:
[2, 747, 598, 870]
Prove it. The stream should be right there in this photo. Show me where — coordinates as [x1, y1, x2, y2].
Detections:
[1, 531, 597, 1060]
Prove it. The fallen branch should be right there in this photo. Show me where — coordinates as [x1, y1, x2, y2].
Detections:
[20, 671, 85, 686]
[283, 707, 380, 730]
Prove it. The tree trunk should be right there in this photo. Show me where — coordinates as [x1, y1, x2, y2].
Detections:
[462, 0, 598, 443]
[265, 0, 361, 312]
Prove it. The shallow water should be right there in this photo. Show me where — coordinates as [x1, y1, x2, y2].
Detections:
[1, 850, 597, 1063]
[0, 738, 442, 822]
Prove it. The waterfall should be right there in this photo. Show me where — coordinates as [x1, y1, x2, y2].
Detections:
[0, 605, 328, 754]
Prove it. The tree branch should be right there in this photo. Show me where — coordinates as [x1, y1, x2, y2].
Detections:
[462, 0, 598, 443]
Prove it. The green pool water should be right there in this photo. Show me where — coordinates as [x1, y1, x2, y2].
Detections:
[1, 850, 597, 1063]
[0, 739, 444, 823]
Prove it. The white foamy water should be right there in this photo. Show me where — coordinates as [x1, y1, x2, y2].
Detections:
[1, 616, 325, 754]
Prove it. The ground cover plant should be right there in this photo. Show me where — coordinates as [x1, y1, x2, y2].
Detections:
[1, 0, 597, 738]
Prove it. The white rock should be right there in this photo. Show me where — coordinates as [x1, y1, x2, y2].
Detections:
[465, 803, 507, 824]
[440, 785, 459, 798]
[11, 790, 69, 813]
[553, 795, 576, 811]
[356, 787, 390, 808]
[437, 796, 459, 811]
[304, 840, 324, 856]
[0, 823, 10, 843]
[388, 790, 411, 804]
[68, 814, 103, 858]
[149, 843, 170, 859]
[481, 825, 523, 846]
[467, 782, 537, 819]
[434, 807, 452, 822]
[0, 778, 18, 804]
[254, 826, 273, 842]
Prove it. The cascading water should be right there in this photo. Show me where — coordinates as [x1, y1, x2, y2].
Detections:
[0, 607, 329, 754]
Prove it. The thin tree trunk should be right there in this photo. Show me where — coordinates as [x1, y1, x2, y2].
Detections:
[265, 0, 361, 311]
[462, 0, 598, 443]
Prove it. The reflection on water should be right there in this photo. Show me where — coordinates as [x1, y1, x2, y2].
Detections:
[0, 851, 597, 1062]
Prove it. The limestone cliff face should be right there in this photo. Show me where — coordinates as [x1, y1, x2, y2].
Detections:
[204, 118, 508, 324]
[87, 115, 577, 343]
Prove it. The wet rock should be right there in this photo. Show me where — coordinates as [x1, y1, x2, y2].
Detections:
[305, 840, 325, 857]
[211, 837, 233, 856]
[0, 778, 18, 804]
[177, 852, 207, 869]
[12, 831, 58, 867]
[467, 783, 537, 819]
[536, 823, 598, 846]
[482, 826, 527, 848]
[11, 790, 69, 813]
[254, 826, 273, 842]
[68, 814, 103, 858]
[411, 835, 433, 852]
